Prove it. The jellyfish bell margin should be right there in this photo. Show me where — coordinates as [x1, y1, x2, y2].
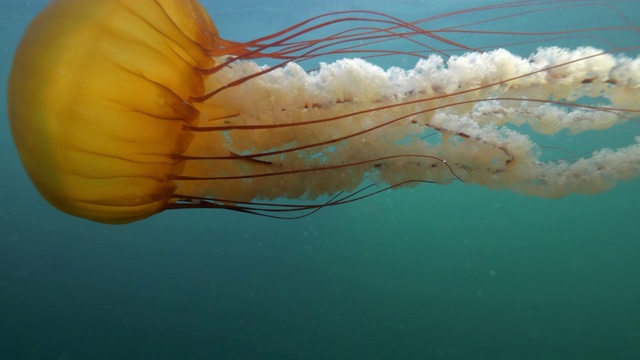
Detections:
[7, 0, 640, 224]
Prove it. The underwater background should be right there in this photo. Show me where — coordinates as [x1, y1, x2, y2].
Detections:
[1, 1, 640, 359]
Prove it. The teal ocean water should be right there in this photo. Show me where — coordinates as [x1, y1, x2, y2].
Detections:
[1, 1, 640, 359]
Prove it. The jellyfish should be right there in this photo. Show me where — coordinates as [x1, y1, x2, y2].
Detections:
[7, 0, 640, 223]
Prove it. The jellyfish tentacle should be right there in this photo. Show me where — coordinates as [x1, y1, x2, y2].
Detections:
[179, 46, 640, 204]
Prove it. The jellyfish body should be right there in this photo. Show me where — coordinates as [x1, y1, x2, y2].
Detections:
[8, 0, 640, 223]
[9, 0, 218, 223]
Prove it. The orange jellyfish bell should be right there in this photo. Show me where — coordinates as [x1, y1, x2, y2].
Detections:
[8, 0, 220, 223]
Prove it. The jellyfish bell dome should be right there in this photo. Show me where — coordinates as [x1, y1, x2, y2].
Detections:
[8, 0, 220, 223]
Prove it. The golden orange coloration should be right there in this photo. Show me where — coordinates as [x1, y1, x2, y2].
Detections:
[9, 0, 220, 223]
[8, 0, 640, 224]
